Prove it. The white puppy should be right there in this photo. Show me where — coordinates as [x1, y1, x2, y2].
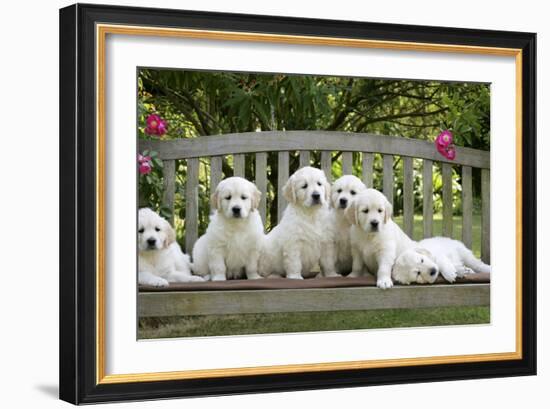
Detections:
[392, 247, 440, 285]
[259, 166, 337, 279]
[192, 177, 264, 281]
[328, 175, 367, 274]
[418, 236, 491, 283]
[346, 189, 415, 289]
[138, 208, 204, 287]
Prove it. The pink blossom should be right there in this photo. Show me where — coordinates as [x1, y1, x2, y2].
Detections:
[145, 114, 168, 137]
[138, 153, 151, 164]
[139, 161, 152, 175]
[445, 146, 456, 160]
[434, 130, 457, 161]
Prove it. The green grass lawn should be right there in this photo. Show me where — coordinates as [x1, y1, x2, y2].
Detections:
[139, 213, 486, 340]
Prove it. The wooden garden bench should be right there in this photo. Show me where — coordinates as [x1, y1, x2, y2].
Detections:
[139, 130, 490, 317]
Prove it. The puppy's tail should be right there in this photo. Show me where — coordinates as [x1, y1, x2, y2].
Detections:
[459, 246, 491, 274]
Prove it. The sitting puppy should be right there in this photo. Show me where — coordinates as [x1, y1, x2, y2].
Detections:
[346, 189, 414, 289]
[192, 177, 264, 281]
[418, 236, 491, 282]
[259, 166, 338, 279]
[392, 247, 440, 285]
[138, 208, 204, 287]
[328, 175, 367, 274]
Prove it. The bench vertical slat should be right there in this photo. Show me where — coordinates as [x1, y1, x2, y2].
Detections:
[362, 152, 374, 188]
[162, 159, 176, 225]
[321, 151, 332, 181]
[299, 151, 311, 168]
[277, 151, 289, 223]
[342, 151, 353, 175]
[403, 156, 414, 238]
[442, 163, 453, 237]
[383, 154, 394, 205]
[423, 159, 433, 238]
[481, 169, 491, 263]
[233, 154, 245, 177]
[461, 166, 473, 249]
[210, 156, 223, 205]
[255, 152, 267, 224]
[185, 158, 199, 253]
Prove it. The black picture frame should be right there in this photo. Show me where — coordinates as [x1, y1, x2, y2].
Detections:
[59, 3, 536, 404]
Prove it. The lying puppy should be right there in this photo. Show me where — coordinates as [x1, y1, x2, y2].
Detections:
[138, 208, 204, 287]
[328, 175, 367, 274]
[419, 236, 491, 282]
[392, 247, 440, 285]
[346, 189, 414, 289]
[259, 166, 337, 279]
[192, 177, 264, 281]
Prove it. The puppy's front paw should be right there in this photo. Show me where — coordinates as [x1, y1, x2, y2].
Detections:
[286, 273, 304, 280]
[246, 272, 262, 280]
[149, 276, 170, 287]
[211, 274, 227, 281]
[442, 270, 457, 283]
[323, 271, 342, 278]
[377, 277, 393, 289]
[187, 275, 206, 282]
[456, 266, 474, 277]
[348, 271, 362, 278]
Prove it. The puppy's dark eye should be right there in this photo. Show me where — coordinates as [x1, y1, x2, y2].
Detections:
[138, 227, 144, 234]
[362, 208, 369, 213]
[225, 195, 231, 200]
[155, 227, 161, 232]
[302, 183, 308, 189]
[421, 258, 424, 263]
[350, 190, 356, 195]
[337, 189, 342, 193]
[317, 181, 322, 186]
[241, 195, 248, 200]
[378, 208, 383, 213]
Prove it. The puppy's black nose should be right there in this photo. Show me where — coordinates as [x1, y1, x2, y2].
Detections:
[147, 238, 156, 246]
[339, 198, 348, 207]
[232, 206, 241, 216]
[311, 192, 321, 201]
[370, 220, 379, 228]
[430, 268, 438, 276]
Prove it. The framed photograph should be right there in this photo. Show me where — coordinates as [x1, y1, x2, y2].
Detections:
[59, 3, 536, 404]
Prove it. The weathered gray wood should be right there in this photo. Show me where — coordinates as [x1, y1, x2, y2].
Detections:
[403, 156, 414, 238]
[362, 152, 374, 188]
[138, 284, 490, 317]
[481, 169, 491, 263]
[161, 160, 176, 225]
[140, 131, 490, 168]
[185, 158, 199, 253]
[233, 154, 245, 177]
[321, 151, 332, 181]
[299, 150, 311, 168]
[255, 152, 267, 224]
[423, 159, 433, 238]
[277, 151, 289, 223]
[209, 156, 223, 204]
[342, 151, 353, 175]
[383, 154, 394, 205]
[462, 166, 473, 249]
[442, 163, 453, 237]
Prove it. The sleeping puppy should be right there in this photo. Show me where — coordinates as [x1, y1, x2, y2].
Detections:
[192, 177, 264, 281]
[346, 189, 415, 289]
[392, 247, 440, 285]
[418, 236, 491, 283]
[259, 166, 338, 279]
[138, 208, 204, 287]
[328, 175, 367, 274]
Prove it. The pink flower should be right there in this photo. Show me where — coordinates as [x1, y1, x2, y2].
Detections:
[139, 161, 152, 175]
[434, 130, 457, 160]
[145, 114, 168, 137]
[435, 130, 453, 148]
[138, 153, 151, 164]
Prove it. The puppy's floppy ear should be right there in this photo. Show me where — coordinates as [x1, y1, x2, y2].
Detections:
[251, 185, 262, 210]
[210, 185, 221, 211]
[384, 197, 393, 223]
[282, 175, 296, 204]
[344, 201, 358, 225]
[163, 219, 176, 248]
[415, 247, 434, 259]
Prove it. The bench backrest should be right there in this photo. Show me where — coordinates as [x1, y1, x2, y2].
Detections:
[139, 130, 490, 262]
